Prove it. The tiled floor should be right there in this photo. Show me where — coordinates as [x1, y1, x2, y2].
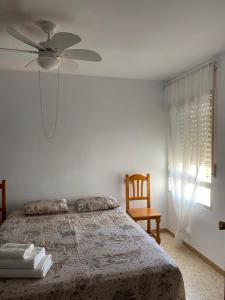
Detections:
[161, 233, 224, 300]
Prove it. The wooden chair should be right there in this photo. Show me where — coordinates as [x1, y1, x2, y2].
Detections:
[0, 180, 6, 224]
[125, 173, 161, 244]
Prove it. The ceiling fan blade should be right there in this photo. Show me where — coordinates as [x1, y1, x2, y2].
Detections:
[63, 49, 102, 61]
[0, 48, 38, 54]
[7, 27, 45, 50]
[41, 32, 81, 50]
[60, 58, 78, 72]
[25, 58, 38, 68]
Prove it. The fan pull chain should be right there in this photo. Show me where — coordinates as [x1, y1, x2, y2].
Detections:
[38, 67, 60, 139]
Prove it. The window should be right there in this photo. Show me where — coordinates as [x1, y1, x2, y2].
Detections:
[169, 164, 211, 207]
[167, 65, 216, 208]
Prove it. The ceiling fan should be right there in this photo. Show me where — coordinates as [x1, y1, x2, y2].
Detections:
[0, 21, 102, 71]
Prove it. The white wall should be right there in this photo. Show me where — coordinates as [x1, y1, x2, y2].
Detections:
[1, 63, 224, 269]
[0, 70, 167, 227]
[167, 54, 225, 270]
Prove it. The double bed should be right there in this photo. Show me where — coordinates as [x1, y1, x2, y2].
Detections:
[0, 207, 185, 299]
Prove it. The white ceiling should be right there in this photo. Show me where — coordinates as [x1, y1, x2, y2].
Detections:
[1, 0, 225, 80]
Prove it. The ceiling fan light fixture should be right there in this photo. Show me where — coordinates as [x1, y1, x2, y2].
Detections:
[37, 51, 59, 71]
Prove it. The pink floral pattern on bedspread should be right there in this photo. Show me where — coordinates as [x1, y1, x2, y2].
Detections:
[0, 208, 185, 300]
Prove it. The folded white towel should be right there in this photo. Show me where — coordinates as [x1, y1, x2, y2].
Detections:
[0, 243, 34, 259]
[0, 254, 53, 278]
[0, 247, 45, 269]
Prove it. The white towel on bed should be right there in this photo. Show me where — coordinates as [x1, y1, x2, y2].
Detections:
[0, 247, 45, 269]
[0, 254, 53, 278]
[0, 243, 34, 259]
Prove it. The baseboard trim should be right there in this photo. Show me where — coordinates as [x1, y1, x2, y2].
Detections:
[151, 228, 168, 234]
[164, 229, 225, 277]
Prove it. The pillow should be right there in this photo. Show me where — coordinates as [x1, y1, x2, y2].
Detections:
[24, 198, 68, 216]
[74, 196, 119, 213]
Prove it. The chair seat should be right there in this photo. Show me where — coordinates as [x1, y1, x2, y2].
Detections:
[127, 208, 161, 221]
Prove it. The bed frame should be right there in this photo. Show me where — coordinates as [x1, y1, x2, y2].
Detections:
[0, 180, 6, 223]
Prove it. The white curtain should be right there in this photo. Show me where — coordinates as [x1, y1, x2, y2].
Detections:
[165, 63, 214, 244]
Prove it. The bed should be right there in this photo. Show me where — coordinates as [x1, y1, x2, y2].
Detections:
[0, 207, 185, 300]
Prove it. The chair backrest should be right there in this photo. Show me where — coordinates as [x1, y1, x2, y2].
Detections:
[0, 180, 6, 223]
[125, 173, 150, 210]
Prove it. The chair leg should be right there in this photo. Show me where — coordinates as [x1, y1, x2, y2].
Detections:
[156, 217, 161, 244]
[147, 220, 151, 234]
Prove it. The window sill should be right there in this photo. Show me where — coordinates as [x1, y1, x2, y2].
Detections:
[195, 201, 212, 210]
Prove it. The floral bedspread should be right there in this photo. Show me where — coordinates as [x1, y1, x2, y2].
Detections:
[0, 207, 185, 300]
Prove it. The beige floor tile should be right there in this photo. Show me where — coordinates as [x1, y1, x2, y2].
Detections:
[161, 233, 224, 300]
